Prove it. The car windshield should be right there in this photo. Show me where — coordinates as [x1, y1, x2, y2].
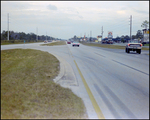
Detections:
[73, 41, 79, 43]
[128, 40, 140, 43]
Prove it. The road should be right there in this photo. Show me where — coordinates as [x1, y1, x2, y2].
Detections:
[1, 42, 149, 119]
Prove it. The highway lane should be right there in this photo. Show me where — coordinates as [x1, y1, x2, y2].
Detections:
[68, 43, 149, 119]
[1, 42, 149, 119]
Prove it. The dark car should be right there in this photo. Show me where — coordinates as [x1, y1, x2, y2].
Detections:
[67, 41, 71, 44]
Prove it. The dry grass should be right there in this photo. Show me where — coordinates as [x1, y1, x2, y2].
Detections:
[1, 49, 87, 119]
[142, 47, 149, 50]
[41, 41, 66, 46]
[81, 42, 125, 49]
[81, 42, 149, 50]
[1, 40, 43, 45]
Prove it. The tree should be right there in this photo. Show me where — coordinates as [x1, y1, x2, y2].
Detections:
[124, 35, 130, 40]
[121, 35, 124, 39]
[121, 39, 125, 43]
[124, 35, 130, 42]
[74, 35, 77, 40]
[116, 36, 120, 40]
[1, 30, 56, 42]
[141, 20, 149, 29]
[1, 30, 7, 40]
[132, 35, 136, 40]
[136, 30, 143, 39]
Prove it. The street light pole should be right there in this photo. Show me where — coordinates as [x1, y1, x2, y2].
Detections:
[36, 27, 38, 41]
[7, 13, 9, 40]
[130, 15, 132, 41]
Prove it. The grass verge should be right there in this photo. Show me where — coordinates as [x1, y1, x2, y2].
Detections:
[41, 41, 66, 46]
[1, 49, 87, 119]
[143, 44, 149, 46]
[81, 42, 149, 50]
[1, 40, 43, 45]
[81, 42, 125, 49]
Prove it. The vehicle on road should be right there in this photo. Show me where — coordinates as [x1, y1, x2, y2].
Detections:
[48, 40, 52, 42]
[125, 40, 142, 54]
[44, 40, 48, 43]
[67, 41, 71, 44]
[72, 41, 80, 47]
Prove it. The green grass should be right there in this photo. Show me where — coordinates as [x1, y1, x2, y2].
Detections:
[41, 41, 66, 46]
[81, 42, 149, 50]
[144, 44, 149, 46]
[81, 42, 125, 49]
[1, 49, 87, 119]
[1, 40, 43, 45]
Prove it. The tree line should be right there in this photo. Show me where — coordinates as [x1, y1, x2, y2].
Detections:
[71, 29, 144, 42]
[1, 30, 57, 42]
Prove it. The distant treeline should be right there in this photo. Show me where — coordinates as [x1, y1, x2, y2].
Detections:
[1, 30, 58, 42]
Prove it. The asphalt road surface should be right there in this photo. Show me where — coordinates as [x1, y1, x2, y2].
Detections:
[1, 42, 149, 119]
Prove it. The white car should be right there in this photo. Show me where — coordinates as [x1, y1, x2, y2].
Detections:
[72, 41, 80, 47]
[125, 40, 142, 54]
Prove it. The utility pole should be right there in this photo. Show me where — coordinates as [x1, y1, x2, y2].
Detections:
[101, 26, 104, 39]
[129, 15, 132, 41]
[36, 27, 38, 41]
[46, 31, 47, 40]
[90, 30, 92, 42]
[7, 13, 9, 40]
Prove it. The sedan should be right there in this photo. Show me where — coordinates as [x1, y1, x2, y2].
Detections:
[67, 41, 71, 44]
[72, 41, 80, 47]
[44, 40, 48, 43]
[125, 40, 142, 54]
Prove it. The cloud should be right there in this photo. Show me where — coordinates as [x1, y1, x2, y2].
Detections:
[1, 1, 149, 39]
[78, 15, 83, 19]
[117, 10, 126, 14]
[134, 9, 149, 15]
[47, 4, 57, 10]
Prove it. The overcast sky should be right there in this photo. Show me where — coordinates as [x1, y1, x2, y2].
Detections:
[1, 1, 149, 39]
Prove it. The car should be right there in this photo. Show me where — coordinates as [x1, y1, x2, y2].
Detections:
[67, 41, 71, 44]
[44, 40, 48, 43]
[72, 41, 80, 47]
[125, 40, 142, 54]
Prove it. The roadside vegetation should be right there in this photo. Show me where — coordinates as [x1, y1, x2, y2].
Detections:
[81, 42, 125, 49]
[1, 40, 43, 45]
[143, 44, 149, 46]
[41, 41, 66, 46]
[1, 49, 87, 119]
[80, 42, 149, 50]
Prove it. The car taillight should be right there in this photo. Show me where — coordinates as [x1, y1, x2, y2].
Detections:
[128, 44, 130, 46]
[140, 44, 142, 47]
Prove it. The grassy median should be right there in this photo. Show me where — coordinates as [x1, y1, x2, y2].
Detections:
[41, 41, 66, 46]
[81, 42, 149, 50]
[1, 49, 87, 119]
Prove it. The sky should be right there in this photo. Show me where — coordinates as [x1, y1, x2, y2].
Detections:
[1, 1, 149, 39]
